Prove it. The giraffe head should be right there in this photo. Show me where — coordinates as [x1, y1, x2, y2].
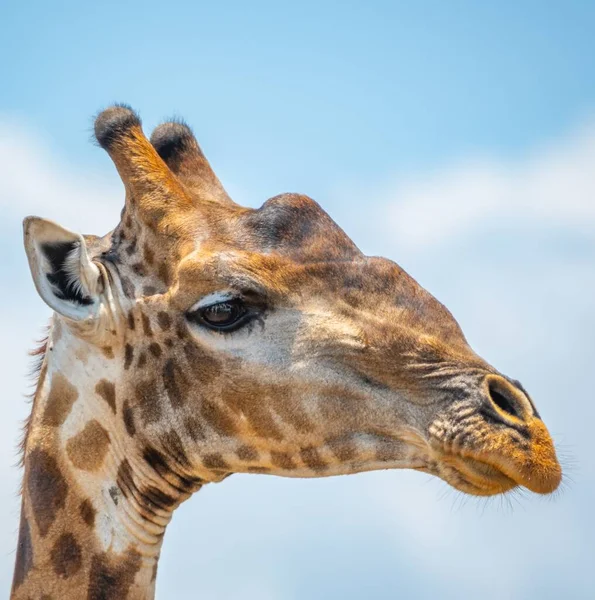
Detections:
[24, 105, 561, 499]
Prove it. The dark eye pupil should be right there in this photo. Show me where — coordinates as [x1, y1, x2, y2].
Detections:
[202, 301, 242, 325]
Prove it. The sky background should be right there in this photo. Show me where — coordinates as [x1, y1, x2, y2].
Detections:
[1, 1, 594, 598]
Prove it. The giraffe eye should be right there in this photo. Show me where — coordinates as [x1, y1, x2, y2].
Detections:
[188, 298, 252, 332]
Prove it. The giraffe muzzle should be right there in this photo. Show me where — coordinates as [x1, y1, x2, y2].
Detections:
[428, 375, 562, 496]
[480, 376, 562, 494]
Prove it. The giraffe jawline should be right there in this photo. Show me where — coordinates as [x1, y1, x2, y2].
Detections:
[419, 455, 519, 497]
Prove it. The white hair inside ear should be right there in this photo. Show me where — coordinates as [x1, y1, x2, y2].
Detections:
[23, 216, 103, 321]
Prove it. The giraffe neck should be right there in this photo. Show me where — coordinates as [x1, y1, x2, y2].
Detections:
[11, 320, 183, 599]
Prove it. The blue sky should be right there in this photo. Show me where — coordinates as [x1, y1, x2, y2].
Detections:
[3, 2, 595, 188]
[1, 3, 594, 599]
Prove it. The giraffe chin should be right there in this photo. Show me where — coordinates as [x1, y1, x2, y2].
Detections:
[433, 456, 519, 497]
[430, 449, 562, 497]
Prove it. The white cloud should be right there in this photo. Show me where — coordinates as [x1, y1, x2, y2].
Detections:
[382, 120, 595, 249]
[0, 118, 121, 234]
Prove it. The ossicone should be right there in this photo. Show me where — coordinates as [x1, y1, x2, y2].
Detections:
[151, 119, 233, 205]
[94, 104, 142, 151]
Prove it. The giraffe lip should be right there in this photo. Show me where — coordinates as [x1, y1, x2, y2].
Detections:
[454, 424, 562, 495]
[455, 457, 518, 495]
[433, 448, 562, 496]
[400, 428, 517, 495]
[429, 454, 519, 496]
[466, 454, 561, 495]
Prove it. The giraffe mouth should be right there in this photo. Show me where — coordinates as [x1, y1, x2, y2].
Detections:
[400, 429, 517, 496]
[435, 455, 519, 496]
[415, 456, 518, 496]
[397, 428, 514, 496]
[425, 440, 562, 497]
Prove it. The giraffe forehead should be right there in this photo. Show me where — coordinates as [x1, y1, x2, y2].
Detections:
[238, 193, 362, 262]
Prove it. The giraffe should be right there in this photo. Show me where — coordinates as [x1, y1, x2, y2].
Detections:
[11, 105, 562, 599]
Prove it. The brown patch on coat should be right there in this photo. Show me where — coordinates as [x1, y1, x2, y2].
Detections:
[162, 359, 190, 408]
[122, 400, 136, 436]
[137, 351, 147, 368]
[160, 430, 190, 467]
[184, 416, 207, 441]
[141, 446, 200, 495]
[127, 312, 136, 331]
[181, 344, 222, 385]
[74, 346, 90, 363]
[158, 262, 169, 284]
[51, 533, 82, 579]
[270, 451, 297, 470]
[144, 244, 155, 265]
[42, 373, 78, 427]
[101, 346, 114, 359]
[131, 262, 146, 276]
[124, 344, 134, 370]
[236, 445, 259, 461]
[148, 342, 162, 358]
[66, 420, 111, 471]
[157, 311, 171, 331]
[125, 236, 137, 256]
[300, 447, 327, 471]
[141, 312, 153, 336]
[141, 485, 177, 511]
[375, 439, 402, 463]
[11, 509, 33, 590]
[116, 459, 134, 501]
[136, 380, 162, 424]
[95, 380, 116, 413]
[87, 548, 142, 600]
[200, 399, 238, 436]
[80, 499, 96, 527]
[27, 448, 68, 537]
[121, 276, 135, 298]
[327, 438, 357, 462]
[202, 453, 230, 470]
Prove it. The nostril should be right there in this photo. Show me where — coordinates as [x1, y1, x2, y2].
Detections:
[488, 381, 521, 419]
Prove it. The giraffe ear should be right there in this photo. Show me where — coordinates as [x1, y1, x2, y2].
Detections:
[23, 217, 103, 321]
